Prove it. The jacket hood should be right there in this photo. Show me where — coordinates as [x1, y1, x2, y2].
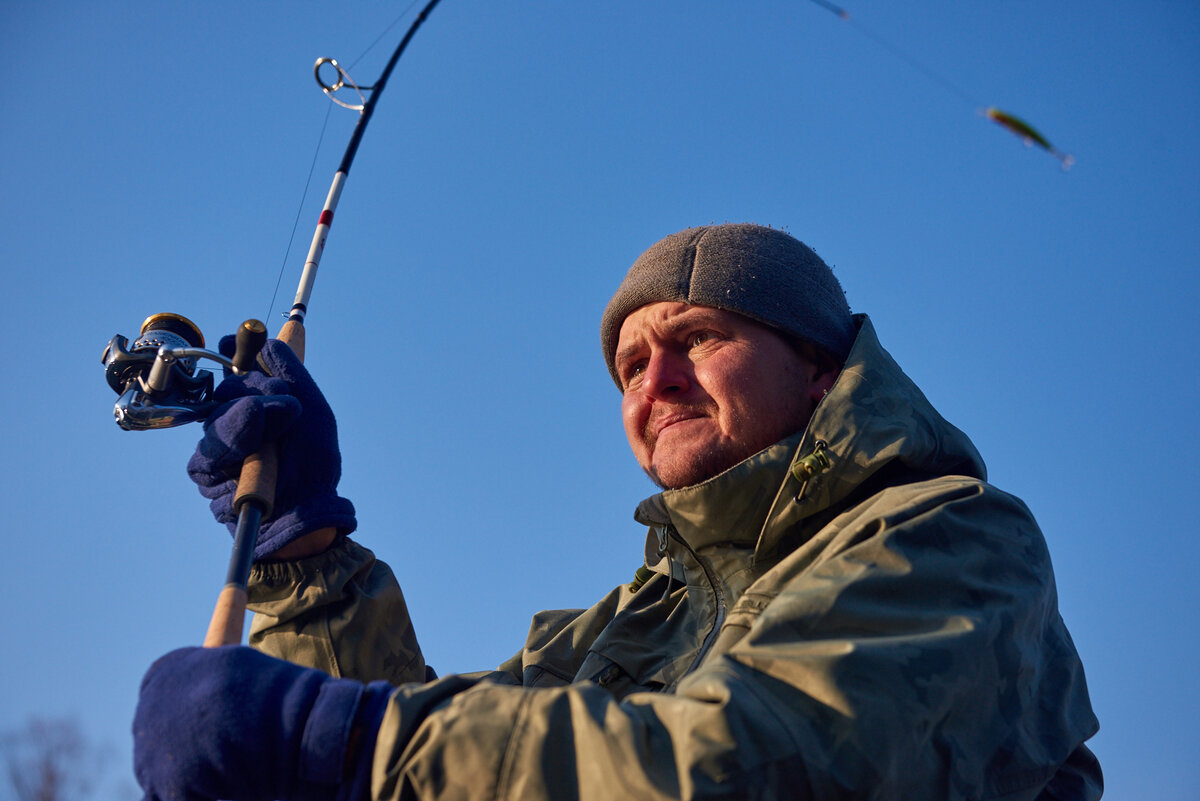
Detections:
[636, 314, 987, 564]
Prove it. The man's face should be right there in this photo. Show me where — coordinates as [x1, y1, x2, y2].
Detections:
[615, 302, 837, 489]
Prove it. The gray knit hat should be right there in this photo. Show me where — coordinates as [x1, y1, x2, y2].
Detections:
[601, 223, 855, 387]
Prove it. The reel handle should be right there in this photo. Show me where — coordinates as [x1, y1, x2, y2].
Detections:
[231, 318, 268, 375]
[203, 318, 307, 648]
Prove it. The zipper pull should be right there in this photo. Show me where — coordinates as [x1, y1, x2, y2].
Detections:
[791, 439, 830, 502]
[627, 564, 656, 592]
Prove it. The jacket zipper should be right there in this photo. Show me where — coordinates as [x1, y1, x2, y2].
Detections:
[661, 524, 728, 676]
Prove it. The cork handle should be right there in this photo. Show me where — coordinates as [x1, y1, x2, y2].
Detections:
[203, 319, 306, 647]
[203, 586, 249, 647]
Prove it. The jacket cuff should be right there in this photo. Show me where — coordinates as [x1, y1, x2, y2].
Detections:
[247, 537, 368, 606]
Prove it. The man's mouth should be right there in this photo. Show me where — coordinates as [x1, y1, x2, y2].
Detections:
[647, 409, 707, 441]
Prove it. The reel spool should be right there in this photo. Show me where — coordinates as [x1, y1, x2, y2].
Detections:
[101, 314, 265, 431]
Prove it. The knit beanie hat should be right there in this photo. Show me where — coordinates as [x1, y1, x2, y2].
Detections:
[601, 223, 855, 388]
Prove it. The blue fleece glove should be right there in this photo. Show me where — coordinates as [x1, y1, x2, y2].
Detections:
[187, 338, 356, 558]
[133, 646, 391, 801]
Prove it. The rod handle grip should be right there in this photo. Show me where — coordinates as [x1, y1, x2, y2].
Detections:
[203, 585, 249, 647]
[234, 445, 278, 519]
[277, 319, 306, 362]
[230, 319, 305, 518]
[204, 320, 306, 647]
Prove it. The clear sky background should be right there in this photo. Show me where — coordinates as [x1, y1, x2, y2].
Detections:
[2, 1, 1197, 798]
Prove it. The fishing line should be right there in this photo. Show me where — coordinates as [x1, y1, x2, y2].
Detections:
[346, 0, 424, 71]
[805, 0, 1073, 168]
[842, 14, 980, 109]
[268, 102, 334, 323]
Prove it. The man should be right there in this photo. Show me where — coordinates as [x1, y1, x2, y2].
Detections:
[134, 224, 1102, 800]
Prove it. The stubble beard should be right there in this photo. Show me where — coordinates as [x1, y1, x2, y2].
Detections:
[642, 399, 814, 490]
[642, 408, 742, 490]
[646, 448, 730, 489]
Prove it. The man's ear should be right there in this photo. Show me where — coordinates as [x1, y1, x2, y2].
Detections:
[787, 335, 843, 407]
[807, 365, 839, 406]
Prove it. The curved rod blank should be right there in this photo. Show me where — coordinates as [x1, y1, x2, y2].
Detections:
[289, 0, 444, 327]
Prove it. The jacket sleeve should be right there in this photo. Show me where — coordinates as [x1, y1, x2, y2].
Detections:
[244, 537, 628, 688]
[364, 479, 1100, 801]
[246, 538, 430, 685]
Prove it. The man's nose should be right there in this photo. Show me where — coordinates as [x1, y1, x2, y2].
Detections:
[641, 351, 691, 399]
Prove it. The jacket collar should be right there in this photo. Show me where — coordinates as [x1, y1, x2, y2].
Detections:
[634, 431, 804, 553]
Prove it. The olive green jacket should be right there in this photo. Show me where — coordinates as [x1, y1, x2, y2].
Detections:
[247, 315, 1101, 800]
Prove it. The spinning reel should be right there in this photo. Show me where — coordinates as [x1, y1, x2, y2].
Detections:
[102, 313, 267, 431]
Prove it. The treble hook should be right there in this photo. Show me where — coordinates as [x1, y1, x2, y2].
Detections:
[313, 57, 370, 111]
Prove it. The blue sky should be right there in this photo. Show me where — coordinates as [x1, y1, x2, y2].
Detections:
[2, 1, 1197, 798]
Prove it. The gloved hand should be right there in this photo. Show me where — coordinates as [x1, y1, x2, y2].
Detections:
[187, 338, 356, 558]
[133, 646, 391, 801]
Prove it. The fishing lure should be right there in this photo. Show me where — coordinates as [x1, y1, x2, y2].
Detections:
[985, 107, 1074, 169]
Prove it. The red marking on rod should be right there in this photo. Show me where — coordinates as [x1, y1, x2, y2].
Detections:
[318, 210, 334, 226]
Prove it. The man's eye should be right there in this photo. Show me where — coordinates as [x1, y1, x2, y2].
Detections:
[621, 362, 646, 389]
[688, 331, 713, 347]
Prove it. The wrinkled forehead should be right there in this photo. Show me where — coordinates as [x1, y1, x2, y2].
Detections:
[614, 302, 715, 361]
[614, 302, 785, 363]
[620, 300, 716, 331]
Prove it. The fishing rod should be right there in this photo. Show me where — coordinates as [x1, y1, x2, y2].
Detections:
[100, 0, 444, 647]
